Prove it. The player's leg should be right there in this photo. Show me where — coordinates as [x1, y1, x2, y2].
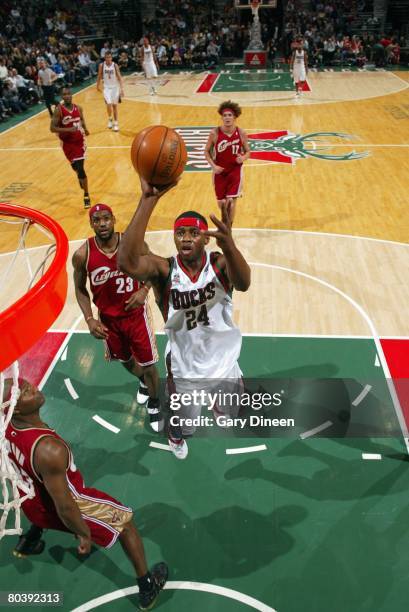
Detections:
[166, 353, 188, 459]
[125, 311, 163, 432]
[225, 165, 243, 222]
[112, 103, 119, 131]
[71, 159, 90, 208]
[105, 92, 113, 128]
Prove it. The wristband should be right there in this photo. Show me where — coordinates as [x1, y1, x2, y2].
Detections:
[85, 315, 94, 322]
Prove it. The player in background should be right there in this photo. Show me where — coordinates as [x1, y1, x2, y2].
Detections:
[50, 87, 91, 209]
[96, 51, 124, 132]
[72, 203, 163, 432]
[204, 100, 250, 223]
[290, 37, 308, 97]
[4, 378, 167, 611]
[117, 179, 251, 460]
[141, 37, 160, 95]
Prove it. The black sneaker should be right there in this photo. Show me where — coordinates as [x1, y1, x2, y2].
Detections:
[83, 195, 91, 209]
[13, 525, 45, 558]
[138, 562, 168, 610]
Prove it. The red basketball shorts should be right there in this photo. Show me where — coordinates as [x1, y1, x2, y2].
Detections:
[62, 137, 86, 163]
[22, 487, 133, 549]
[100, 305, 158, 366]
[213, 164, 243, 200]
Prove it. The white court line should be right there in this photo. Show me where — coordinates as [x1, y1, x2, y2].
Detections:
[64, 377, 79, 400]
[60, 347, 68, 361]
[71, 581, 277, 612]
[226, 444, 267, 455]
[300, 420, 333, 440]
[375, 354, 381, 367]
[92, 415, 120, 434]
[38, 314, 82, 390]
[249, 262, 409, 453]
[1, 226, 408, 255]
[149, 441, 172, 452]
[352, 384, 372, 406]
[362, 453, 382, 460]
[0, 143, 408, 153]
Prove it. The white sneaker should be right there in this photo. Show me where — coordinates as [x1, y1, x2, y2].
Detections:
[136, 384, 149, 405]
[147, 406, 164, 433]
[108, 119, 113, 129]
[150, 88, 156, 96]
[113, 121, 119, 132]
[168, 438, 188, 460]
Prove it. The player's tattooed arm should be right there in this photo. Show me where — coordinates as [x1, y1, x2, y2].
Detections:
[118, 178, 176, 282]
[203, 202, 250, 292]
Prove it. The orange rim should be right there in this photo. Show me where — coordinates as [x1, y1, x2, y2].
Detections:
[0, 203, 68, 371]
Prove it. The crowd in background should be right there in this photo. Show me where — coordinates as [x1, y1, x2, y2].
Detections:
[283, 1, 404, 67]
[0, 0, 407, 124]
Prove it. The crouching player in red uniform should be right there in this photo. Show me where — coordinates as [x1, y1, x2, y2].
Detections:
[4, 378, 167, 611]
[50, 87, 92, 209]
[205, 100, 250, 222]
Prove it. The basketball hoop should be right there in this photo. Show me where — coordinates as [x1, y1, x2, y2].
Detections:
[0, 203, 68, 538]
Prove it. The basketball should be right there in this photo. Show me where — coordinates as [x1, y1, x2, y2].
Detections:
[131, 125, 187, 186]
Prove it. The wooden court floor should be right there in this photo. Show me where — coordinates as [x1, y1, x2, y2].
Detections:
[0, 69, 408, 338]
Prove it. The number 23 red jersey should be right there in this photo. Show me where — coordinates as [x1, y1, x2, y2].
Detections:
[86, 234, 142, 317]
[214, 127, 244, 172]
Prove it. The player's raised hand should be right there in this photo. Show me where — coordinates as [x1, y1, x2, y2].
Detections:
[140, 176, 179, 200]
[87, 318, 109, 340]
[203, 202, 234, 251]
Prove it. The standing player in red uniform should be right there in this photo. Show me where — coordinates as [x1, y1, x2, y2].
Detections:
[50, 87, 91, 209]
[4, 378, 168, 611]
[72, 203, 163, 432]
[204, 100, 250, 222]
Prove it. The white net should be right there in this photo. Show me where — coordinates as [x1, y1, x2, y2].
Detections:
[0, 363, 35, 537]
[0, 207, 59, 539]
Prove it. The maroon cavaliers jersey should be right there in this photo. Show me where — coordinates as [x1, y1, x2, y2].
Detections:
[5, 422, 85, 520]
[86, 234, 142, 318]
[214, 127, 244, 172]
[57, 102, 84, 144]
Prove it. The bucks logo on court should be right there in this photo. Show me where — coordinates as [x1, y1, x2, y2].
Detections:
[175, 128, 369, 170]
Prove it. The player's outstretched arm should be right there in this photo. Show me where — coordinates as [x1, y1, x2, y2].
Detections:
[72, 245, 109, 339]
[118, 178, 176, 281]
[203, 202, 251, 292]
[35, 437, 92, 554]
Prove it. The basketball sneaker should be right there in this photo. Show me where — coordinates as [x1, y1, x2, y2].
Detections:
[138, 562, 168, 610]
[13, 525, 45, 558]
[146, 398, 164, 433]
[113, 121, 119, 132]
[136, 383, 149, 405]
[150, 87, 156, 96]
[168, 436, 188, 460]
[107, 118, 113, 129]
[83, 195, 91, 209]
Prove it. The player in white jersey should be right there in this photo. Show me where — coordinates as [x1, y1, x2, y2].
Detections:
[290, 38, 308, 97]
[141, 37, 159, 95]
[96, 51, 124, 131]
[118, 178, 251, 459]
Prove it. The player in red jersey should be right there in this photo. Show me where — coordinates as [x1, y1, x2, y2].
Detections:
[3, 378, 167, 611]
[50, 87, 91, 209]
[72, 203, 163, 432]
[204, 100, 250, 222]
